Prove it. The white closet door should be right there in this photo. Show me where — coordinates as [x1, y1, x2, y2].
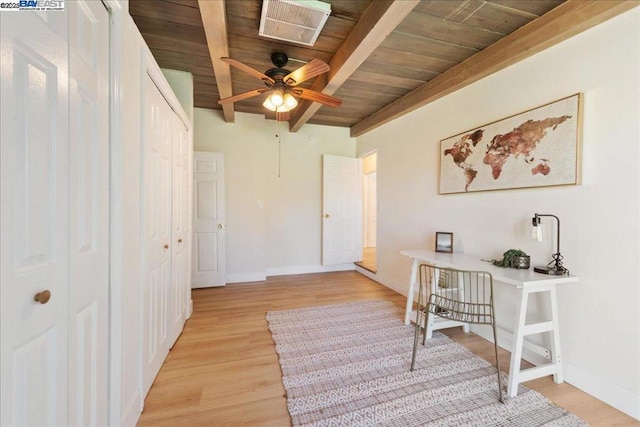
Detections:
[67, 1, 110, 424]
[0, 10, 70, 426]
[141, 73, 173, 396]
[169, 118, 189, 346]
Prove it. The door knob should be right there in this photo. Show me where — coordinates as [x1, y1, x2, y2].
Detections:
[324, 214, 330, 218]
[34, 290, 51, 304]
[178, 238, 183, 243]
[164, 244, 169, 249]
[218, 224, 225, 229]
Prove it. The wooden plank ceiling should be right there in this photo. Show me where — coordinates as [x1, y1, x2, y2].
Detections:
[129, 0, 637, 136]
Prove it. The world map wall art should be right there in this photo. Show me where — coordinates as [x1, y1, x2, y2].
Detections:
[439, 93, 583, 194]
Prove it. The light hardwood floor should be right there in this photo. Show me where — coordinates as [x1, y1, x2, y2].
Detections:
[137, 271, 638, 426]
[355, 246, 377, 273]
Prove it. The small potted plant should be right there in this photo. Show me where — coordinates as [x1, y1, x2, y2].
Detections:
[490, 249, 530, 269]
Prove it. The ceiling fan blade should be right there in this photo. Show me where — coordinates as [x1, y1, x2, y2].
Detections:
[276, 110, 290, 122]
[292, 88, 342, 108]
[221, 57, 275, 84]
[218, 88, 267, 105]
[283, 59, 329, 86]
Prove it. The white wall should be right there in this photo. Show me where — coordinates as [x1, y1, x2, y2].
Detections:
[356, 8, 639, 419]
[194, 109, 356, 282]
[161, 68, 193, 123]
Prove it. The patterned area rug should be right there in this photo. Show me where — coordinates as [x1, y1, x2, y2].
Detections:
[266, 300, 586, 427]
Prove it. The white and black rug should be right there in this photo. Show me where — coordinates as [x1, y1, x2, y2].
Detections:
[266, 300, 586, 427]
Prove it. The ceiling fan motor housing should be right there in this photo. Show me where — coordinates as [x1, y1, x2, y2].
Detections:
[264, 52, 292, 85]
[271, 52, 288, 68]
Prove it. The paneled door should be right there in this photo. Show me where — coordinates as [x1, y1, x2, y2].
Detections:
[322, 155, 362, 265]
[68, 1, 110, 424]
[0, 10, 70, 426]
[192, 152, 226, 287]
[1, 2, 110, 425]
[169, 119, 189, 347]
[141, 72, 173, 396]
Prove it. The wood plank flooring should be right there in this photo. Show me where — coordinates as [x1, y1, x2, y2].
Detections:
[137, 271, 638, 426]
[355, 246, 377, 273]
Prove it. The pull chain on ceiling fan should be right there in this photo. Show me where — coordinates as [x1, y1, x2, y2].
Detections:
[218, 52, 342, 121]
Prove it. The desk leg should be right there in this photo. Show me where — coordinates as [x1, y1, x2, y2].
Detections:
[404, 259, 419, 325]
[507, 288, 529, 398]
[549, 287, 563, 384]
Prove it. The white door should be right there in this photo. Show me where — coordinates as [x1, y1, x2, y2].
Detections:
[366, 172, 377, 247]
[322, 155, 362, 265]
[141, 73, 173, 396]
[68, 1, 110, 424]
[0, 10, 70, 426]
[169, 118, 189, 346]
[192, 152, 226, 288]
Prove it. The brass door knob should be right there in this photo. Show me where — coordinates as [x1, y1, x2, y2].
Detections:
[178, 238, 183, 243]
[324, 214, 330, 218]
[164, 244, 169, 249]
[217, 224, 224, 229]
[34, 290, 51, 304]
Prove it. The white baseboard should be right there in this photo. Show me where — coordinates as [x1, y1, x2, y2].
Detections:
[225, 272, 268, 284]
[191, 282, 226, 289]
[266, 263, 355, 276]
[121, 392, 141, 427]
[187, 299, 193, 319]
[225, 264, 356, 285]
[564, 361, 640, 420]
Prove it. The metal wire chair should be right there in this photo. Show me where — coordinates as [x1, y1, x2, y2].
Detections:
[410, 263, 503, 403]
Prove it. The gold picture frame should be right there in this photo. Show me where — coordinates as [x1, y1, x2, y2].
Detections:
[439, 93, 583, 194]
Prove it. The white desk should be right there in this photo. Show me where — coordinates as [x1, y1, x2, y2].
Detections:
[401, 250, 579, 398]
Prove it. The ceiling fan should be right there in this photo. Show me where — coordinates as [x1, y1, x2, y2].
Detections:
[217, 52, 342, 121]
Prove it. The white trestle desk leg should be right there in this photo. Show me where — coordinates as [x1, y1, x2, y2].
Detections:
[425, 310, 435, 340]
[549, 286, 563, 384]
[424, 267, 438, 340]
[458, 272, 470, 333]
[404, 258, 419, 325]
[508, 288, 530, 398]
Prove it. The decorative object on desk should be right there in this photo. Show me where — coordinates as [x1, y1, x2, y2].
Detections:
[266, 300, 587, 427]
[531, 213, 569, 275]
[435, 232, 453, 253]
[439, 93, 583, 194]
[489, 249, 530, 269]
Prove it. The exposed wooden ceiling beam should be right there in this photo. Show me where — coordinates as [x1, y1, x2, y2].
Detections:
[350, 0, 639, 137]
[199, 0, 234, 122]
[288, 0, 420, 132]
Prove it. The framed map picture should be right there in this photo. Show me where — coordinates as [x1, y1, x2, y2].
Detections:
[439, 93, 583, 194]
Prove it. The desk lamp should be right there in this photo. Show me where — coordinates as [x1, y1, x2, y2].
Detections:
[531, 213, 569, 275]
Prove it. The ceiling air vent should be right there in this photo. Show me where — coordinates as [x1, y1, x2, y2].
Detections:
[259, 0, 331, 47]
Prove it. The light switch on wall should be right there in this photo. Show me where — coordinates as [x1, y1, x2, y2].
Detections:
[257, 200, 263, 209]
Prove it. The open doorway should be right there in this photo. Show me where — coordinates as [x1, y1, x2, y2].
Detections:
[356, 152, 377, 273]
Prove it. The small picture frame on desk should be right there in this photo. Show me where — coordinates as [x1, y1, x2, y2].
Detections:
[435, 232, 453, 253]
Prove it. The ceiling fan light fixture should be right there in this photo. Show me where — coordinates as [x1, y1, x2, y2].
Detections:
[283, 92, 298, 109]
[263, 97, 277, 111]
[264, 90, 297, 112]
[270, 88, 285, 107]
